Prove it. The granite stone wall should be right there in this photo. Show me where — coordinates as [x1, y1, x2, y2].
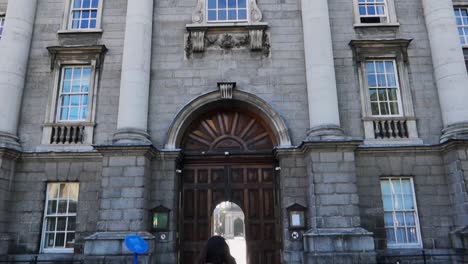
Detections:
[356, 148, 454, 252]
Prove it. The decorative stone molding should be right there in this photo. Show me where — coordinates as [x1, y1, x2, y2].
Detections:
[186, 24, 269, 57]
[186, 0, 269, 57]
[217, 82, 236, 99]
[41, 123, 95, 145]
[47, 45, 107, 70]
[349, 39, 411, 63]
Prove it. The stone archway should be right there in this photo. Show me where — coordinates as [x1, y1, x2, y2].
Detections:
[177, 106, 283, 264]
[164, 90, 292, 150]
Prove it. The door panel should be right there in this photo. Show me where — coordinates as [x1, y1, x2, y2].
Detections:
[180, 161, 280, 264]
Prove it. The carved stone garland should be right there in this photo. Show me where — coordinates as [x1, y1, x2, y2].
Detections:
[185, 0, 270, 58]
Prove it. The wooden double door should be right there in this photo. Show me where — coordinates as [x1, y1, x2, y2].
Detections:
[179, 158, 281, 264]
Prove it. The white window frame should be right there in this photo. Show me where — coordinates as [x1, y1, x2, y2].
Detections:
[380, 177, 422, 248]
[40, 183, 80, 254]
[41, 45, 106, 148]
[206, 0, 249, 23]
[60, 0, 104, 33]
[363, 59, 404, 118]
[454, 7, 468, 47]
[353, 0, 399, 27]
[56, 65, 93, 123]
[0, 14, 5, 40]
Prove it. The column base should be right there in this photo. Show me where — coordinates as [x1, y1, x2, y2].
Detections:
[440, 122, 468, 143]
[450, 226, 468, 249]
[304, 228, 376, 264]
[0, 233, 10, 255]
[0, 132, 21, 151]
[306, 125, 346, 141]
[84, 231, 155, 256]
[113, 129, 151, 144]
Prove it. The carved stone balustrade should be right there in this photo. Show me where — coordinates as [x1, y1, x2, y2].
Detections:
[41, 123, 95, 146]
[362, 117, 423, 145]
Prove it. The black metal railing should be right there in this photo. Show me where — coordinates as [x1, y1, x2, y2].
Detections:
[378, 250, 468, 264]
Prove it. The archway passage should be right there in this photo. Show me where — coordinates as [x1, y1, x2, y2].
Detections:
[179, 109, 281, 264]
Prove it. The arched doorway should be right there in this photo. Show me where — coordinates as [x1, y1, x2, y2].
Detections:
[213, 201, 246, 264]
[179, 108, 281, 264]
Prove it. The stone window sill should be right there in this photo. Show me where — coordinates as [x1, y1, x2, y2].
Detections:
[41, 122, 95, 146]
[354, 22, 400, 28]
[362, 117, 423, 145]
[57, 29, 103, 35]
[185, 22, 270, 58]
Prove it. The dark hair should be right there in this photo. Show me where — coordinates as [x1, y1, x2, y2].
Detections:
[197, 236, 237, 264]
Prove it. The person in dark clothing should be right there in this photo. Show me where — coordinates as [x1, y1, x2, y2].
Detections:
[197, 236, 237, 264]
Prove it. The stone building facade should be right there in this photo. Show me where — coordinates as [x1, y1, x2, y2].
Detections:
[0, 0, 467, 263]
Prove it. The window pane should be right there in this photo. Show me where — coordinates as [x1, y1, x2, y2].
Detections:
[396, 228, 407, 244]
[73, 0, 82, 8]
[83, 0, 91, 8]
[49, 184, 60, 199]
[395, 212, 404, 226]
[377, 74, 386, 86]
[369, 89, 377, 101]
[371, 102, 379, 115]
[66, 233, 75, 248]
[208, 0, 216, 9]
[81, 107, 88, 120]
[70, 107, 79, 120]
[69, 184, 79, 200]
[90, 19, 96, 28]
[57, 217, 67, 231]
[81, 20, 89, 29]
[382, 194, 392, 210]
[60, 107, 69, 120]
[408, 227, 418, 243]
[218, 10, 227, 20]
[46, 232, 55, 247]
[368, 6, 376, 15]
[228, 0, 236, 8]
[366, 62, 375, 73]
[381, 180, 391, 194]
[71, 96, 80, 106]
[208, 10, 217, 21]
[388, 89, 397, 100]
[386, 229, 396, 244]
[67, 217, 76, 231]
[368, 74, 376, 87]
[359, 6, 366, 15]
[55, 233, 65, 247]
[238, 9, 247, 20]
[228, 10, 237, 20]
[46, 217, 57, 231]
[218, 0, 226, 8]
[58, 200, 68, 214]
[384, 212, 393, 227]
[403, 194, 414, 209]
[405, 212, 415, 226]
[389, 102, 399, 115]
[238, 0, 246, 8]
[378, 89, 387, 101]
[376, 62, 385, 73]
[82, 11, 90, 19]
[91, 11, 97, 18]
[91, 0, 99, 8]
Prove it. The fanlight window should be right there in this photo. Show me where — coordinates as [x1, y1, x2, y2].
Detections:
[207, 0, 248, 22]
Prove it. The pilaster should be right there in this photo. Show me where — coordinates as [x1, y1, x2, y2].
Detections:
[84, 145, 156, 259]
[422, 0, 468, 141]
[0, 148, 20, 256]
[0, 0, 38, 149]
[302, 141, 376, 263]
[114, 0, 154, 144]
[301, 0, 344, 140]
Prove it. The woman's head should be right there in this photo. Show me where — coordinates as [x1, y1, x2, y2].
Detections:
[198, 236, 236, 264]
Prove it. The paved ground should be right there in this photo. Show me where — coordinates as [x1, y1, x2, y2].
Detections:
[226, 237, 246, 264]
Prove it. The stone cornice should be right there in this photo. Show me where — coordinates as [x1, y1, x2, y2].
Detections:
[20, 151, 101, 161]
[349, 38, 412, 62]
[356, 138, 468, 154]
[0, 148, 21, 160]
[47, 44, 108, 70]
[94, 144, 158, 159]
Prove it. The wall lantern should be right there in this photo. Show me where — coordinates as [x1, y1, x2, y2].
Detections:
[287, 203, 307, 230]
[151, 206, 171, 232]
[286, 203, 307, 241]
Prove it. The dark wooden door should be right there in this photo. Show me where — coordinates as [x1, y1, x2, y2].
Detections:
[180, 160, 281, 264]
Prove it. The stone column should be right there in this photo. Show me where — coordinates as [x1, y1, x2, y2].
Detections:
[422, 0, 468, 141]
[0, 0, 37, 149]
[113, 0, 154, 143]
[301, 0, 343, 140]
[0, 149, 19, 255]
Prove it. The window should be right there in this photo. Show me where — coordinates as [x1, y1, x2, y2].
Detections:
[352, 0, 398, 26]
[42, 45, 107, 146]
[380, 178, 421, 248]
[350, 39, 422, 143]
[69, 0, 99, 29]
[366, 60, 402, 117]
[207, 0, 248, 22]
[455, 8, 468, 46]
[41, 183, 79, 253]
[60, 0, 103, 32]
[358, 0, 387, 23]
[0, 15, 5, 39]
[57, 66, 91, 122]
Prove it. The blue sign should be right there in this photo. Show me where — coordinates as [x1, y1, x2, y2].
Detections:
[124, 235, 149, 254]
